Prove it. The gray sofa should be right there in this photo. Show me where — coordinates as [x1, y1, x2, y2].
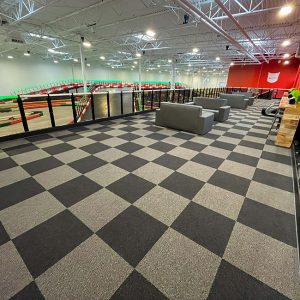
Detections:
[232, 92, 255, 106]
[189, 97, 230, 122]
[219, 93, 249, 109]
[155, 102, 214, 135]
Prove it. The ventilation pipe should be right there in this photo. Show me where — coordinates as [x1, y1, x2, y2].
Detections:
[175, 0, 260, 63]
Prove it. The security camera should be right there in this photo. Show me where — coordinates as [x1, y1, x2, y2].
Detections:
[183, 14, 189, 24]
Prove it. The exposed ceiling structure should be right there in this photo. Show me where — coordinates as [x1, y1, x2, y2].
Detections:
[0, 0, 299, 74]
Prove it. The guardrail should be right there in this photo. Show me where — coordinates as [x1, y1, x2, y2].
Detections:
[0, 87, 278, 141]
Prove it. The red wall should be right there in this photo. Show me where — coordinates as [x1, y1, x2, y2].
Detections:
[294, 65, 300, 89]
[227, 58, 300, 89]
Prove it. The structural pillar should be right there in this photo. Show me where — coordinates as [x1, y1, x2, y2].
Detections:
[79, 42, 87, 93]
[138, 58, 142, 91]
[171, 63, 176, 89]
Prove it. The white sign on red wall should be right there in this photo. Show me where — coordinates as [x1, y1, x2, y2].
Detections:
[267, 72, 280, 83]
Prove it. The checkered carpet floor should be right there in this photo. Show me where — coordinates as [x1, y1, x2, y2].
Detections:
[0, 100, 299, 299]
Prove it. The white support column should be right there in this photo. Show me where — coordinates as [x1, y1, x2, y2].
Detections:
[138, 58, 142, 91]
[79, 42, 87, 93]
[171, 63, 176, 89]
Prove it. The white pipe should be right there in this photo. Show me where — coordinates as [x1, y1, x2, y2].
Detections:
[79, 42, 87, 93]
[171, 63, 176, 89]
[139, 58, 142, 91]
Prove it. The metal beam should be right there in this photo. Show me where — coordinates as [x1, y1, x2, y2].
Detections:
[214, 0, 268, 63]
[175, 0, 260, 63]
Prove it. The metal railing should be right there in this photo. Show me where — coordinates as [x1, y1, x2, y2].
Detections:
[0, 87, 278, 140]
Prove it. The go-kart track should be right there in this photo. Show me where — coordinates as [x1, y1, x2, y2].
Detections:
[0, 80, 184, 137]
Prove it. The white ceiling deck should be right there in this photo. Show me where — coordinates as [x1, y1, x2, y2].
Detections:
[0, 0, 299, 73]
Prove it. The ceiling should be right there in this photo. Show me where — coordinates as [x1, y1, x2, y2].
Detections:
[0, 0, 299, 74]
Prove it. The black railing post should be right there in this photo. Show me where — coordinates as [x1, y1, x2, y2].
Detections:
[159, 89, 162, 107]
[120, 91, 124, 115]
[142, 90, 145, 111]
[17, 95, 29, 132]
[71, 93, 77, 124]
[183, 90, 185, 103]
[172, 89, 175, 102]
[151, 89, 154, 110]
[90, 93, 95, 120]
[166, 89, 169, 102]
[47, 94, 55, 127]
[106, 91, 110, 118]
[132, 90, 135, 113]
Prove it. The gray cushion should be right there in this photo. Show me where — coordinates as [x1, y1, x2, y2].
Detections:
[194, 97, 228, 109]
[219, 93, 248, 109]
[155, 102, 214, 135]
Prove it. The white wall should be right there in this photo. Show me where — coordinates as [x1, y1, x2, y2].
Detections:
[0, 57, 228, 94]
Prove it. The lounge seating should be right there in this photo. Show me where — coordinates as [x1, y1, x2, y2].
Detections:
[155, 102, 214, 135]
[232, 92, 255, 106]
[219, 93, 249, 109]
[188, 97, 230, 122]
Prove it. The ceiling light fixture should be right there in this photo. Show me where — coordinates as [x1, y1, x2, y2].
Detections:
[192, 48, 199, 53]
[282, 40, 291, 47]
[157, 64, 160, 67]
[230, 62, 234, 66]
[83, 41, 91, 47]
[136, 53, 141, 57]
[54, 60, 58, 64]
[73, 58, 78, 62]
[48, 49, 68, 55]
[188, 63, 191, 67]
[7, 55, 13, 59]
[134, 61, 138, 64]
[279, 5, 293, 17]
[86, 63, 91, 67]
[100, 56, 105, 60]
[216, 57, 220, 61]
[28, 33, 55, 41]
[146, 29, 156, 37]
[283, 53, 290, 58]
[168, 59, 172, 63]
[81, 37, 91, 48]
[283, 60, 290, 65]
[24, 51, 30, 56]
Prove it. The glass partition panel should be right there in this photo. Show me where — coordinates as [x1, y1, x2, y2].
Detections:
[133, 91, 143, 112]
[123, 91, 134, 114]
[76, 93, 93, 122]
[143, 90, 152, 110]
[153, 90, 160, 108]
[160, 90, 168, 103]
[109, 92, 121, 117]
[173, 90, 180, 103]
[0, 96, 24, 137]
[51, 94, 74, 126]
[24, 95, 52, 132]
[93, 93, 108, 119]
